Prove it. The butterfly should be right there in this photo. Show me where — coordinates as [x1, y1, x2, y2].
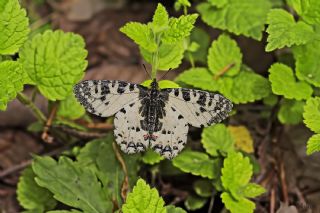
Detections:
[73, 78, 233, 159]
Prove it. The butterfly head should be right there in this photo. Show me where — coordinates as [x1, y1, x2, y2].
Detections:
[150, 78, 159, 90]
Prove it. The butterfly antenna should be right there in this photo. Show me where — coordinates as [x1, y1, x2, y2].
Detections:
[159, 68, 173, 80]
[142, 64, 152, 79]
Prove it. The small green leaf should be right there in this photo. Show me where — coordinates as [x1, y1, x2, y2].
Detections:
[242, 183, 266, 198]
[162, 14, 198, 44]
[303, 97, 320, 133]
[292, 40, 320, 87]
[140, 41, 184, 70]
[221, 192, 255, 213]
[189, 27, 210, 63]
[197, 1, 271, 40]
[151, 3, 169, 33]
[263, 94, 278, 106]
[141, 150, 164, 165]
[0, 0, 30, 55]
[17, 167, 56, 212]
[193, 179, 213, 198]
[269, 63, 312, 100]
[166, 205, 186, 213]
[122, 179, 166, 213]
[120, 22, 157, 52]
[278, 99, 304, 124]
[184, 195, 207, 211]
[32, 156, 112, 213]
[306, 134, 320, 155]
[19, 30, 88, 101]
[176, 67, 219, 91]
[0, 61, 26, 110]
[221, 152, 252, 199]
[57, 93, 85, 119]
[201, 124, 234, 157]
[208, 34, 242, 76]
[172, 150, 219, 179]
[266, 9, 315, 52]
[141, 80, 180, 89]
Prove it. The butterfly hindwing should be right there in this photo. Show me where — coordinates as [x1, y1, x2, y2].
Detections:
[151, 103, 189, 159]
[74, 80, 147, 117]
[114, 100, 149, 154]
[161, 88, 232, 128]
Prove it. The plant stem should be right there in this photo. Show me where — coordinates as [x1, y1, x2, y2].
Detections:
[151, 33, 162, 79]
[17, 92, 47, 123]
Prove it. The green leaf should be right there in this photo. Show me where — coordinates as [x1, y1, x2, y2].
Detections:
[32, 156, 112, 213]
[269, 63, 312, 100]
[263, 94, 278, 106]
[208, 0, 227, 8]
[0, 61, 26, 110]
[122, 179, 166, 213]
[221, 152, 252, 199]
[172, 150, 219, 179]
[76, 136, 139, 206]
[303, 97, 320, 133]
[197, 1, 271, 40]
[184, 195, 207, 211]
[166, 205, 186, 213]
[201, 124, 234, 157]
[292, 40, 320, 87]
[266, 9, 315, 52]
[220, 67, 271, 104]
[278, 99, 304, 124]
[221, 192, 255, 213]
[120, 22, 157, 52]
[141, 80, 180, 89]
[306, 134, 320, 155]
[57, 93, 85, 119]
[242, 183, 266, 198]
[141, 150, 164, 165]
[176, 67, 219, 91]
[193, 179, 213, 198]
[289, 0, 320, 25]
[0, 0, 30, 55]
[17, 167, 56, 212]
[47, 210, 82, 213]
[189, 27, 210, 63]
[151, 3, 169, 33]
[19, 30, 88, 101]
[162, 14, 198, 44]
[140, 41, 184, 70]
[208, 34, 242, 76]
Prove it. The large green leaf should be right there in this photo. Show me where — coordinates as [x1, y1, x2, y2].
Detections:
[151, 3, 169, 33]
[201, 124, 234, 157]
[0, 0, 30, 55]
[122, 179, 166, 213]
[207, 34, 242, 76]
[292, 40, 320, 87]
[0, 61, 26, 110]
[32, 156, 112, 213]
[289, 0, 320, 25]
[19, 30, 88, 100]
[266, 9, 316, 51]
[303, 97, 320, 133]
[197, 0, 271, 40]
[268, 63, 312, 100]
[17, 167, 56, 212]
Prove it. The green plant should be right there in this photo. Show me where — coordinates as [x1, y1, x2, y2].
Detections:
[2, 0, 320, 212]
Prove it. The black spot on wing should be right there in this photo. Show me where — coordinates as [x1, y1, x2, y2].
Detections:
[120, 108, 126, 114]
[174, 89, 179, 97]
[182, 90, 191, 101]
[196, 92, 207, 106]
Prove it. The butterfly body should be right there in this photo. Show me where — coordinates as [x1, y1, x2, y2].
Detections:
[74, 79, 232, 159]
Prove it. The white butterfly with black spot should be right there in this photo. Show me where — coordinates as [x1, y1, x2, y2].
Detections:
[74, 79, 232, 159]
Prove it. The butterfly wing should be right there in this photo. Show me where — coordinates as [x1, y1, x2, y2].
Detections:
[74, 80, 147, 117]
[161, 88, 232, 128]
[150, 103, 189, 159]
[113, 100, 150, 154]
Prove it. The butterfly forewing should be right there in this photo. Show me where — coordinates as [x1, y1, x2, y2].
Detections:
[161, 88, 233, 128]
[74, 80, 147, 117]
